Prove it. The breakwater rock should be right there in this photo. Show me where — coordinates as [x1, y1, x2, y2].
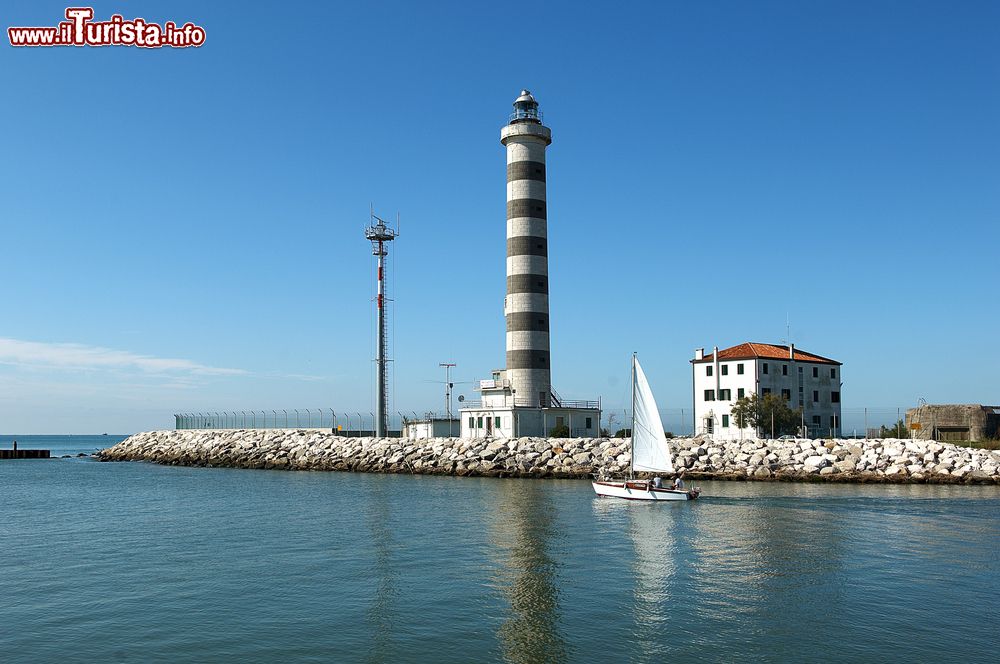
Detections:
[97, 430, 1000, 484]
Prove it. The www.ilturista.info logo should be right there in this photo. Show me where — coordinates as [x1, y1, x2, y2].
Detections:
[8, 7, 206, 48]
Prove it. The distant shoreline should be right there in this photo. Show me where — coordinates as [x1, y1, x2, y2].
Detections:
[96, 430, 1000, 485]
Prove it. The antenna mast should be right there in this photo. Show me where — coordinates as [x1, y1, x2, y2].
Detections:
[439, 362, 457, 436]
[365, 210, 399, 437]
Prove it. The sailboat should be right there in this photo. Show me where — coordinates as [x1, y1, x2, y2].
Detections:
[592, 355, 701, 501]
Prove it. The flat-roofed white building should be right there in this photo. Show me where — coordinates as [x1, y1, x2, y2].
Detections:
[460, 369, 600, 439]
[402, 417, 462, 440]
[691, 342, 843, 439]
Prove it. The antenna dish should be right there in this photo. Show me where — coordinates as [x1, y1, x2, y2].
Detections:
[458, 395, 465, 402]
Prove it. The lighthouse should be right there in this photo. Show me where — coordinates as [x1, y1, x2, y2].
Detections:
[502, 90, 553, 408]
[460, 90, 601, 439]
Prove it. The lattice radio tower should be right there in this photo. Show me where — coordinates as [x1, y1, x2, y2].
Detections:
[365, 209, 398, 437]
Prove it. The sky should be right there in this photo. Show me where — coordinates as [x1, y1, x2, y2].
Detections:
[1, 0, 998, 434]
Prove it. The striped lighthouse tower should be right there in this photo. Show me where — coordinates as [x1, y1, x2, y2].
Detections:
[502, 90, 553, 408]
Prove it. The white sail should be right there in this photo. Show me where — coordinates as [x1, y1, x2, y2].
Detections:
[631, 357, 674, 473]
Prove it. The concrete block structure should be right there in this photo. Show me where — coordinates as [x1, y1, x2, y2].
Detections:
[692, 342, 843, 439]
[461, 90, 600, 438]
[906, 404, 1000, 442]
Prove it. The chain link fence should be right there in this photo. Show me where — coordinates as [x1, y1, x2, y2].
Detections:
[176, 406, 931, 440]
[175, 410, 405, 437]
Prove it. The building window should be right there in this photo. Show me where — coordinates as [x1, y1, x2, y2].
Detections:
[706, 366, 713, 376]
[469, 417, 474, 429]
[706, 418, 714, 434]
[831, 415, 838, 428]
[831, 368, 837, 379]
[722, 415, 730, 428]
[704, 389, 715, 401]
[762, 388, 771, 395]
[812, 415, 821, 425]
[586, 417, 592, 428]
[494, 417, 501, 427]
[781, 388, 791, 400]
[812, 367, 818, 378]
[719, 389, 732, 400]
[721, 365, 728, 376]
[813, 390, 819, 403]
[737, 363, 744, 374]
[763, 363, 769, 374]
[477, 416, 483, 427]
[782, 364, 788, 376]
[831, 391, 840, 403]
[738, 388, 745, 399]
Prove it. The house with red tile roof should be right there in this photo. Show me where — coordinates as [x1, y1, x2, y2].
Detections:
[691, 342, 843, 438]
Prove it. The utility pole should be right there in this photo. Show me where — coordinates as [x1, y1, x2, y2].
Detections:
[440, 362, 456, 436]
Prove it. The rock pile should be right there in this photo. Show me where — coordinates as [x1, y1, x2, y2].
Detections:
[97, 430, 1000, 484]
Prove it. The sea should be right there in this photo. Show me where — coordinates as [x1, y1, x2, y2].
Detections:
[1, 435, 998, 663]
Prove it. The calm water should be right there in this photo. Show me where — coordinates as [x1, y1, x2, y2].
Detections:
[1, 437, 998, 663]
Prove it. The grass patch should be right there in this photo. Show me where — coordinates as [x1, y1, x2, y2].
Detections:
[949, 440, 1000, 451]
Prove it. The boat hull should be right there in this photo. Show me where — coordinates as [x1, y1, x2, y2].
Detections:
[592, 480, 697, 501]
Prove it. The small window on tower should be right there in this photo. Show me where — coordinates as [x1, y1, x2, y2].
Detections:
[763, 363, 769, 374]
[782, 365, 788, 376]
[813, 390, 819, 403]
[812, 367, 818, 378]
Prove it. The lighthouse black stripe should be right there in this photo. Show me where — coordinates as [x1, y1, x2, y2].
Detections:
[506, 312, 549, 332]
[507, 274, 549, 294]
[506, 349, 549, 370]
[507, 161, 546, 183]
[507, 199, 546, 219]
[506, 236, 547, 257]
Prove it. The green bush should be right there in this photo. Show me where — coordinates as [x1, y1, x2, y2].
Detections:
[548, 423, 570, 438]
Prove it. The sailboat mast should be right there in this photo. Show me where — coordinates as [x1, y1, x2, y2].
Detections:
[629, 353, 636, 479]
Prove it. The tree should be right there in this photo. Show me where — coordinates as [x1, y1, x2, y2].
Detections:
[730, 393, 802, 437]
[879, 419, 909, 438]
[549, 423, 570, 438]
[606, 412, 618, 435]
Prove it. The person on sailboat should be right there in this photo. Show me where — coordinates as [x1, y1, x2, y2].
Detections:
[652, 475, 663, 489]
[673, 471, 685, 490]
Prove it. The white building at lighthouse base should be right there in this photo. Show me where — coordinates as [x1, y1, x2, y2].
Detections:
[459, 370, 601, 438]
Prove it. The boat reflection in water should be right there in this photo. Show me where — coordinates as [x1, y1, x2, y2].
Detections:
[489, 480, 569, 664]
[628, 504, 680, 657]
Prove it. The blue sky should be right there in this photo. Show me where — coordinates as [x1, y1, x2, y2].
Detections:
[1, 0, 997, 434]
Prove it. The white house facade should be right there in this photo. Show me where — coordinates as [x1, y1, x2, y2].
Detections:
[691, 342, 843, 439]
